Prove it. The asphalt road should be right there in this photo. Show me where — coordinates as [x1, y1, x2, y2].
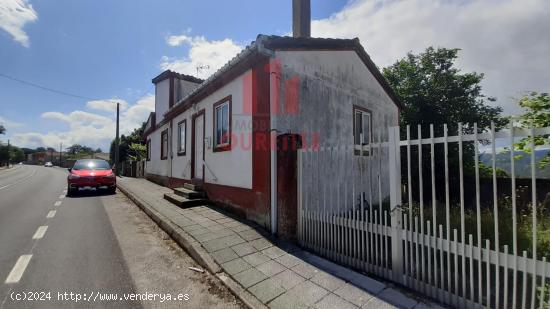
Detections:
[0, 165, 243, 309]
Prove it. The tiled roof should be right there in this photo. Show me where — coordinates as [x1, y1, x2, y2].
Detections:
[151, 70, 204, 84]
[162, 34, 402, 118]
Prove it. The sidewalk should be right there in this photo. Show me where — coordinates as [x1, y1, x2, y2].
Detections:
[117, 177, 439, 309]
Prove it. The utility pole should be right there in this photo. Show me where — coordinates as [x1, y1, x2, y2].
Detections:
[115, 102, 120, 175]
[59, 142, 63, 167]
[7, 139, 10, 168]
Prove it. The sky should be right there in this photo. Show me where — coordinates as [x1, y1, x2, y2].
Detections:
[0, 0, 549, 151]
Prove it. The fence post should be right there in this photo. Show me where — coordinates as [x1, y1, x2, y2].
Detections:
[388, 126, 404, 284]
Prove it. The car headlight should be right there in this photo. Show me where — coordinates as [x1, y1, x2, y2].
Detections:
[105, 173, 115, 178]
[68, 174, 80, 180]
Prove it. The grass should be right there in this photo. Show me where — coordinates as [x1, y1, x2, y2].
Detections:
[402, 196, 550, 260]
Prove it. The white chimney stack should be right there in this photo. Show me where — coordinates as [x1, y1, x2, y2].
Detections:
[293, 0, 311, 38]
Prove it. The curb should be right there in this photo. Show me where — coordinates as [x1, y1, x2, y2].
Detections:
[117, 182, 267, 309]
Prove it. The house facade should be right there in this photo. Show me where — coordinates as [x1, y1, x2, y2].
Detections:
[143, 34, 401, 232]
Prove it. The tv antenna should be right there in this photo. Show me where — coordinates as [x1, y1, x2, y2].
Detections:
[196, 64, 210, 77]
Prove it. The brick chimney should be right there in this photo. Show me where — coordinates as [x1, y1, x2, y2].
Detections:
[292, 0, 311, 38]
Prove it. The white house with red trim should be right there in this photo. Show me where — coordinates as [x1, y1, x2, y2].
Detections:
[142, 0, 401, 235]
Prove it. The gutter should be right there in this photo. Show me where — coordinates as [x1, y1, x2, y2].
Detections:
[262, 37, 277, 235]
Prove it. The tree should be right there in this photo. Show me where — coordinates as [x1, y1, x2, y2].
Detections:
[513, 92, 550, 168]
[383, 47, 505, 135]
[10, 147, 25, 163]
[382, 47, 505, 203]
[110, 122, 146, 163]
[0, 145, 25, 164]
[0, 124, 5, 135]
[128, 143, 147, 161]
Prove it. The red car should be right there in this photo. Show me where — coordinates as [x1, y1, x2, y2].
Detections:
[67, 159, 116, 196]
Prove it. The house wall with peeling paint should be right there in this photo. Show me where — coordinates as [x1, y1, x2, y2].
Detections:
[274, 50, 399, 210]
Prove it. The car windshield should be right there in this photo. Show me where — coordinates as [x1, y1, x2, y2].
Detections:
[72, 160, 111, 171]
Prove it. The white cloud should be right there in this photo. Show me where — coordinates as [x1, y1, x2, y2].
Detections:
[86, 99, 129, 113]
[120, 94, 154, 133]
[11, 94, 155, 150]
[312, 0, 550, 115]
[0, 115, 24, 128]
[161, 33, 244, 79]
[0, 0, 37, 47]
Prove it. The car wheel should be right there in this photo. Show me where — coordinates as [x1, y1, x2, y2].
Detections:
[108, 186, 116, 194]
[67, 186, 76, 197]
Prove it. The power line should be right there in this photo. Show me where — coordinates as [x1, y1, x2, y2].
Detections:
[0, 72, 107, 102]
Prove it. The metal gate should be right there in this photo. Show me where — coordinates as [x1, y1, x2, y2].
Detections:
[297, 123, 550, 308]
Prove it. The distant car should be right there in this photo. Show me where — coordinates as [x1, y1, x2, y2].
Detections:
[44, 162, 53, 167]
[18, 162, 23, 165]
[67, 159, 116, 196]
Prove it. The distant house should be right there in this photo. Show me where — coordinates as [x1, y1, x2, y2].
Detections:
[27, 151, 68, 166]
[143, 1, 401, 230]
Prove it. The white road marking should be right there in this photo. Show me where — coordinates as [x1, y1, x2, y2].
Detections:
[54, 201, 62, 207]
[32, 226, 48, 239]
[62, 189, 67, 194]
[0, 169, 37, 191]
[59, 195, 65, 199]
[5, 255, 32, 284]
[46, 210, 56, 218]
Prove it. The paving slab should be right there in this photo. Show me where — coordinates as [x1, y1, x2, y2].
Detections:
[255, 260, 287, 277]
[268, 292, 309, 309]
[275, 253, 302, 268]
[261, 246, 286, 259]
[233, 268, 268, 288]
[334, 283, 375, 307]
[310, 270, 347, 292]
[243, 252, 272, 267]
[248, 279, 286, 303]
[270, 269, 306, 290]
[292, 262, 320, 279]
[222, 258, 253, 275]
[315, 293, 359, 309]
[276, 281, 329, 307]
[231, 243, 258, 257]
[212, 248, 239, 264]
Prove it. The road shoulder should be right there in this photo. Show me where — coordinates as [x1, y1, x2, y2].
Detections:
[100, 192, 244, 309]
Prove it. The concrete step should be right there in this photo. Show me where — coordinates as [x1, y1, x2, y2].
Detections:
[163, 193, 209, 208]
[173, 187, 205, 199]
[183, 183, 202, 192]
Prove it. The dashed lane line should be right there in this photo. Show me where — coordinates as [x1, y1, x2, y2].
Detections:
[32, 226, 48, 240]
[54, 201, 62, 207]
[46, 210, 56, 218]
[4, 255, 32, 284]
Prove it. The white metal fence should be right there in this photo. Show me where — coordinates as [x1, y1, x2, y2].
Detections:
[297, 122, 550, 308]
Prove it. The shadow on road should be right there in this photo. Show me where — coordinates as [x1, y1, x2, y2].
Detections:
[67, 189, 117, 198]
